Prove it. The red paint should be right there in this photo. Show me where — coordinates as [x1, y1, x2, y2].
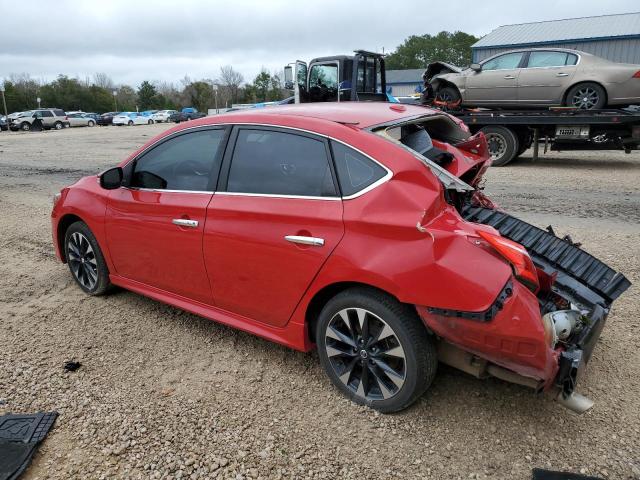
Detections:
[51, 102, 561, 387]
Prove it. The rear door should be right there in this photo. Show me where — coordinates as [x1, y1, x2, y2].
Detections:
[105, 127, 228, 304]
[465, 52, 526, 105]
[518, 51, 578, 104]
[203, 126, 344, 327]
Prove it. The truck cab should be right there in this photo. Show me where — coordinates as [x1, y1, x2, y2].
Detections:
[284, 50, 388, 104]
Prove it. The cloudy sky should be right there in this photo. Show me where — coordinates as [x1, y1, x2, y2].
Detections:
[1, 0, 637, 87]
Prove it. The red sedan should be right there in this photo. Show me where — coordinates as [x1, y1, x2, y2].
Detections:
[51, 103, 629, 413]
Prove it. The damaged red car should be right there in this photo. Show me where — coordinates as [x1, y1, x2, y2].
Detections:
[51, 103, 630, 413]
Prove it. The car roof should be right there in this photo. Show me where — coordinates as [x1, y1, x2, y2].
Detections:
[195, 102, 437, 130]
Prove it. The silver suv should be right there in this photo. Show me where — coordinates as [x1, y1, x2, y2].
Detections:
[10, 109, 69, 131]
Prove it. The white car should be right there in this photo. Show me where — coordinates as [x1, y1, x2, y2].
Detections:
[151, 110, 177, 123]
[112, 112, 155, 126]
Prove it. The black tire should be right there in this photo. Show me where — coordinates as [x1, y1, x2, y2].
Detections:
[20, 122, 31, 132]
[128, 120, 134, 126]
[480, 126, 519, 167]
[64, 221, 111, 296]
[53, 121, 63, 130]
[435, 86, 462, 110]
[148, 119, 153, 125]
[565, 82, 606, 110]
[316, 287, 437, 413]
[87, 120, 95, 127]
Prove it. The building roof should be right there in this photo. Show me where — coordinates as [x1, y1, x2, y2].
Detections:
[473, 12, 640, 48]
[386, 69, 424, 84]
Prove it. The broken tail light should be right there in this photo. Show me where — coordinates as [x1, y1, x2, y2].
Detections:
[478, 230, 539, 293]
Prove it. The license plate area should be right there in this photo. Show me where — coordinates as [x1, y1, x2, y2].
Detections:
[555, 125, 590, 139]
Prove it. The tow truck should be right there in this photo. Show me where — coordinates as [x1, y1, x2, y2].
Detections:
[284, 51, 640, 166]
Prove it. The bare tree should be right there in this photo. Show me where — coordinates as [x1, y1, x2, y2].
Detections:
[93, 72, 114, 89]
[219, 65, 244, 104]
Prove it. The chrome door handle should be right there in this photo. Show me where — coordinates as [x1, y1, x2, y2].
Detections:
[556, 73, 569, 77]
[503, 75, 516, 79]
[172, 218, 199, 228]
[285, 235, 325, 246]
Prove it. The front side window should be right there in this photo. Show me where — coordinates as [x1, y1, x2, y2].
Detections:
[308, 64, 338, 102]
[131, 129, 225, 191]
[227, 129, 336, 197]
[482, 52, 525, 71]
[331, 141, 387, 196]
[527, 51, 578, 68]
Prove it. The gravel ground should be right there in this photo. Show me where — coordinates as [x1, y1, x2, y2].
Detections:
[0, 124, 638, 479]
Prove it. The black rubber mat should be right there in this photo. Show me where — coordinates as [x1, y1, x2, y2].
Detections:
[0, 412, 57, 480]
[532, 468, 603, 480]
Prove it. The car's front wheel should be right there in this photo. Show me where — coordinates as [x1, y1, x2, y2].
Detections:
[316, 288, 437, 413]
[128, 120, 134, 126]
[148, 119, 153, 125]
[64, 221, 111, 295]
[20, 122, 31, 131]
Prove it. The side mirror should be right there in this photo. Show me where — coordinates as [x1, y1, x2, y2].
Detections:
[284, 65, 294, 90]
[470, 63, 482, 72]
[99, 166, 123, 190]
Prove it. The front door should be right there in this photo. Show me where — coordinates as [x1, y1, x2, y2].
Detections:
[465, 51, 526, 105]
[517, 50, 578, 105]
[204, 126, 344, 327]
[105, 127, 227, 304]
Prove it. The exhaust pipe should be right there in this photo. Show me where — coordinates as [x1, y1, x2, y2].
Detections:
[555, 391, 594, 414]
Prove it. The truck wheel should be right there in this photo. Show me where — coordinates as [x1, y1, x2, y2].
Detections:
[480, 126, 519, 167]
[316, 287, 437, 413]
[565, 83, 606, 110]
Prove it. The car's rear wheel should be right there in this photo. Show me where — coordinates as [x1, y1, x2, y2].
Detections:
[148, 119, 153, 125]
[128, 120, 134, 126]
[64, 221, 111, 296]
[480, 125, 520, 167]
[54, 121, 63, 130]
[566, 82, 606, 110]
[88, 120, 95, 127]
[316, 287, 437, 413]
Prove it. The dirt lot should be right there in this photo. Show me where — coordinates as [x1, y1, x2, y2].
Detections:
[1, 124, 639, 479]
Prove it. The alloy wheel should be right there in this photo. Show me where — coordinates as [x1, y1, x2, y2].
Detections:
[324, 307, 406, 401]
[571, 87, 599, 109]
[67, 232, 98, 290]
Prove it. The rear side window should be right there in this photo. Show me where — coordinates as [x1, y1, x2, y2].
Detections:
[527, 51, 578, 68]
[40, 110, 53, 117]
[227, 129, 337, 197]
[331, 141, 387, 197]
[53, 109, 65, 116]
[131, 129, 225, 191]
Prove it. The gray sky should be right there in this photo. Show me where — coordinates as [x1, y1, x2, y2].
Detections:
[1, 0, 638, 87]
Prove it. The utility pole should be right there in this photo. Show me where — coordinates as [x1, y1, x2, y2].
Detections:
[213, 84, 219, 114]
[112, 90, 118, 111]
[0, 83, 8, 120]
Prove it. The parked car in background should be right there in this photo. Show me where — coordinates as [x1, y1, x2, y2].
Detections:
[151, 110, 178, 123]
[425, 48, 640, 110]
[170, 108, 206, 123]
[9, 108, 68, 131]
[0, 115, 7, 131]
[97, 112, 119, 126]
[51, 103, 629, 414]
[67, 112, 98, 127]
[112, 112, 155, 126]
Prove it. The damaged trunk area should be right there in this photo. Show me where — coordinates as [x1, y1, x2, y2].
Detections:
[461, 204, 631, 409]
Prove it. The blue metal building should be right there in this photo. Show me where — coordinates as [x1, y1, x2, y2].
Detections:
[472, 12, 640, 64]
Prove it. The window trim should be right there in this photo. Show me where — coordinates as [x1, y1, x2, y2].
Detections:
[121, 122, 392, 199]
[124, 125, 230, 193]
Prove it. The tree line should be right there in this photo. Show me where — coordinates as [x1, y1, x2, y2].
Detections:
[1, 66, 286, 114]
[1, 31, 479, 114]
